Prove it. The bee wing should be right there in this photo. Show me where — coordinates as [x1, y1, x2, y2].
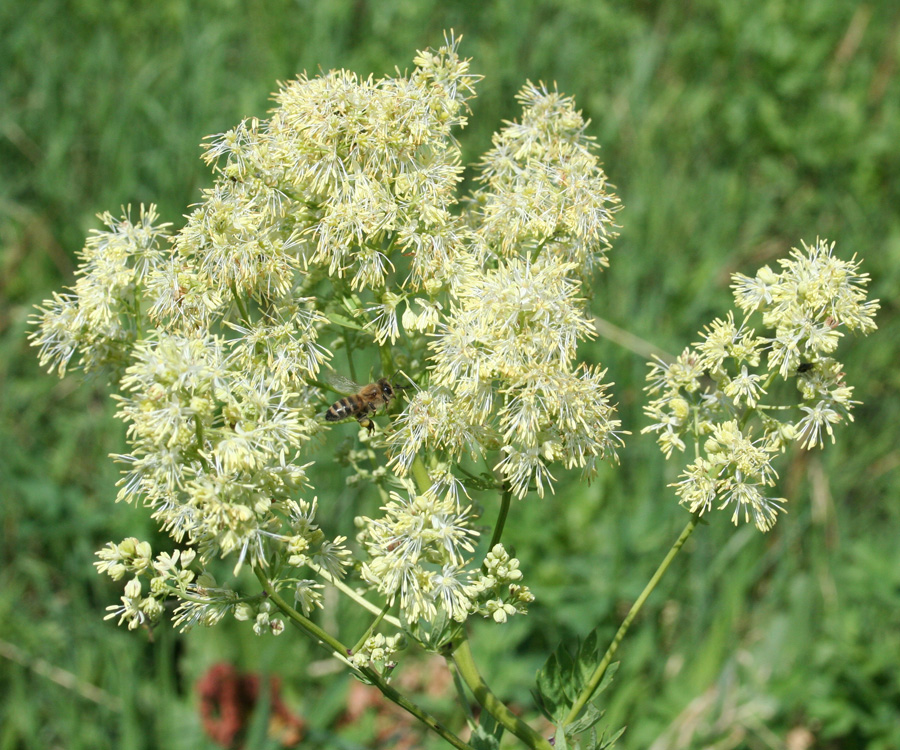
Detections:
[319, 370, 362, 395]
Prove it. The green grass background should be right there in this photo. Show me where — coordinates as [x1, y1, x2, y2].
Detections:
[3, 1, 900, 748]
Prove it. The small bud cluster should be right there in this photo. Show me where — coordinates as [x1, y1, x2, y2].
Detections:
[96, 539, 198, 630]
[644, 240, 878, 531]
[251, 602, 285, 637]
[349, 633, 405, 669]
[469, 544, 535, 624]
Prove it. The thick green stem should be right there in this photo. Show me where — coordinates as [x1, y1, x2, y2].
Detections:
[451, 637, 553, 750]
[411, 455, 432, 495]
[255, 568, 473, 750]
[562, 513, 701, 726]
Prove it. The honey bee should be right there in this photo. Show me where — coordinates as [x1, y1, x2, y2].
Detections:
[324, 376, 397, 432]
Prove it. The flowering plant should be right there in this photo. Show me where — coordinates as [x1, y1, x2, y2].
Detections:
[30, 34, 877, 750]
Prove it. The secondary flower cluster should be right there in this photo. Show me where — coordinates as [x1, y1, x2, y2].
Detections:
[472, 82, 620, 275]
[357, 477, 533, 626]
[643, 239, 878, 531]
[30, 205, 170, 378]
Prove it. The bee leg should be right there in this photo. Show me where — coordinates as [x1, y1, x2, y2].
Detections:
[358, 417, 375, 433]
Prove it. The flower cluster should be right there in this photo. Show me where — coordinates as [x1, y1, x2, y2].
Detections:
[644, 239, 878, 530]
[189, 34, 479, 305]
[33, 36, 621, 649]
[357, 479, 533, 626]
[472, 82, 620, 275]
[96, 539, 198, 630]
[469, 544, 535, 624]
[112, 333, 322, 567]
[349, 633, 406, 669]
[384, 81, 624, 498]
[357, 486, 480, 623]
[30, 205, 170, 378]
[390, 257, 624, 498]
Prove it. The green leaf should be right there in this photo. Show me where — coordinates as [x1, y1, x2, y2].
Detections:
[534, 651, 566, 722]
[565, 702, 603, 735]
[470, 712, 503, 750]
[586, 660, 619, 705]
[535, 627, 622, 731]
[470, 729, 500, 750]
[593, 725, 626, 750]
[575, 628, 601, 690]
[324, 310, 366, 332]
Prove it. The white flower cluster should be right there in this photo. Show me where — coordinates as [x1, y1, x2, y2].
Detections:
[32, 36, 623, 640]
[390, 257, 624, 498]
[357, 481, 533, 625]
[473, 82, 620, 275]
[30, 205, 170, 377]
[644, 239, 878, 531]
[358, 487, 479, 623]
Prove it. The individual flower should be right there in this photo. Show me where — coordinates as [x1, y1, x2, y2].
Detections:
[294, 580, 325, 616]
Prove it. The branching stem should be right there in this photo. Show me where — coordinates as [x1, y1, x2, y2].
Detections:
[351, 602, 391, 655]
[255, 567, 474, 750]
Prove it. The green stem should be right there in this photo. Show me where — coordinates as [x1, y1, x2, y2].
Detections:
[447, 659, 478, 728]
[351, 602, 391, 655]
[344, 330, 358, 384]
[170, 588, 263, 606]
[305, 561, 402, 629]
[451, 637, 553, 750]
[132, 289, 144, 340]
[255, 567, 348, 657]
[229, 279, 251, 323]
[455, 464, 501, 491]
[359, 666, 474, 750]
[193, 415, 210, 471]
[562, 512, 701, 726]
[485, 483, 512, 558]
[411, 455, 432, 495]
[255, 568, 474, 750]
